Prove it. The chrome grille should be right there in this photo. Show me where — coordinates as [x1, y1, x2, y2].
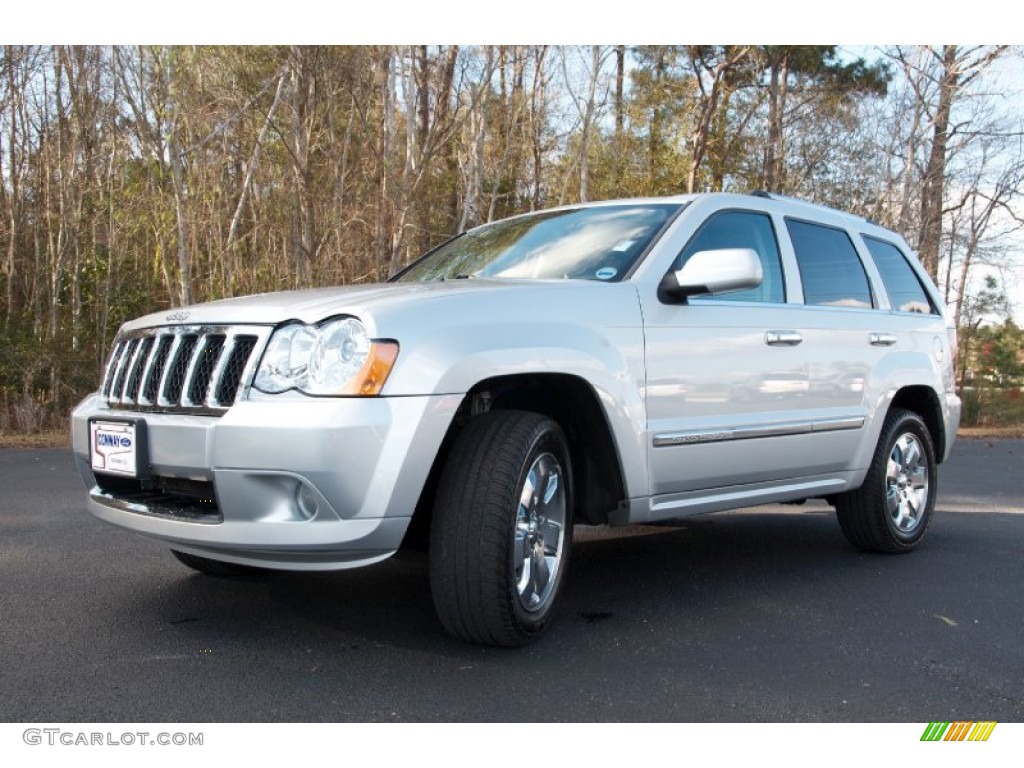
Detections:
[100, 326, 270, 415]
[162, 334, 199, 404]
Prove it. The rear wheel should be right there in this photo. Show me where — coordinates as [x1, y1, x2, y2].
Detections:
[170, 549, 265, 578]
[429, 410, 573, 647]
[835, 408, 937, 553]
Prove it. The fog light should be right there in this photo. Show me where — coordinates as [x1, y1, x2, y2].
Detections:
[295, 483, 320, 520]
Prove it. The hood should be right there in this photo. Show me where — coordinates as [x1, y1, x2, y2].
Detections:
[119, 279, 617, 335]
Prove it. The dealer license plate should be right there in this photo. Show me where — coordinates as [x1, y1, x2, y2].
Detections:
[90, 420, 140, 477]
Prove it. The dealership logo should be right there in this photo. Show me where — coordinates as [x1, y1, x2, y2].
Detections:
[97, 433, 128, 448]
[921, 722, 997, 742]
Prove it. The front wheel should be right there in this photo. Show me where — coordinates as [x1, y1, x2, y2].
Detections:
[835, 408, 937, 553]
[429, 410, 573, 647]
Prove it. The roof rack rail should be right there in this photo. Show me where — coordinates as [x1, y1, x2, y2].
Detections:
[745, 190, 871, 223]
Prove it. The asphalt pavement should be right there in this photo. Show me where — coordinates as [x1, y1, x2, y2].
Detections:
[0, 439, 1021, 722]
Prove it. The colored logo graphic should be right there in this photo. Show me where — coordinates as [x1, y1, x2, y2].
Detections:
[921, 722, 997, 742]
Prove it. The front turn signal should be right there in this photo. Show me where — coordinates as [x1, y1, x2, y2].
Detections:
[341, 341, 399, 396]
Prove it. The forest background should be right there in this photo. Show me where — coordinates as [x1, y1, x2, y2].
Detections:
[1, 44, 1022, 434]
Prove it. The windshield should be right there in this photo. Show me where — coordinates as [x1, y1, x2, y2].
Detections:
[394, 203, 681, 283]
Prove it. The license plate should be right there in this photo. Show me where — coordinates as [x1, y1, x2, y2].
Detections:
[90, 420, 143, 477]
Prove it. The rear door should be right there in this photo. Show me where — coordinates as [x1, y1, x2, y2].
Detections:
[778, 217, 887, 470]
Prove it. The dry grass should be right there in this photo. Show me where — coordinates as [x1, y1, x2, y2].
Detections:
[957, 426, 1024, 440]
[0, 429, 71, 449]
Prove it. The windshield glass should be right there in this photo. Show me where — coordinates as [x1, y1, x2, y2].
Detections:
[394, 203, 681, 283]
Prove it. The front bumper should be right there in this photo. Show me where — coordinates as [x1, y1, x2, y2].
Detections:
[71, 392, 462, 569]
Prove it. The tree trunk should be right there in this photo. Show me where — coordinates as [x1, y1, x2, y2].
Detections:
[289, 46, 316, 287]
[226, 72, 287, 262]
[764, 49, 789, 193]
[917, 45, 958, 280]
[614, 45, 625, 137]
[414, 45, 432, 254]
[374, 49, 393, 281]
[686, 47, 749, 193]
[388, 48, 419, 277]
[168, 127, 192, 305]
[529, 46, 548, 210]
[162, 49, 193, 306]
[487, 47, 527, 223]
[647, 48, 667, 191]
[577, 45, 604, 203]
[458, 47, 495, 232]
[4, 48, 22, 330]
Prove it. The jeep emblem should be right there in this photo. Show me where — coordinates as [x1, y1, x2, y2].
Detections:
[166, 310, 191, 322]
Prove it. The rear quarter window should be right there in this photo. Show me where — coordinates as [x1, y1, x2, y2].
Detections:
[862, 236, 937, 314]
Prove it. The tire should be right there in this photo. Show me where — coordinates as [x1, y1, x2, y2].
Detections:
[170, 549, 265, 578]
[429, 410, 573, 647]
[835, 408, 937, 553]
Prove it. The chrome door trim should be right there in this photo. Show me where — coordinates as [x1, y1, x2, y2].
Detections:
[653, 415, 865, 447]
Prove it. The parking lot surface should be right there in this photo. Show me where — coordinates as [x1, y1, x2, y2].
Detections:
[1, 440, 1021, 722]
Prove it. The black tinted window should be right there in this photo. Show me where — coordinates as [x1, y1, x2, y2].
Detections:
[675, 211, 785, 303]
[787, 219, 873, 308]
[863, 236, 936, 314]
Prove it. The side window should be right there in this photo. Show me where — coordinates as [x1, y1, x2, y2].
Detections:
[786, 219, 873, 309]
[673, 211, 785, 303]
[862, 236, 937, 314]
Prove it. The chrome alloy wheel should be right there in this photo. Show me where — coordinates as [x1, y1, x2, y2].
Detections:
[885, 432, 930, 534]
[513, 452, 567, 613]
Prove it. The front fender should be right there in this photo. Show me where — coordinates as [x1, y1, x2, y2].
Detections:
[373, 283, 650, 500]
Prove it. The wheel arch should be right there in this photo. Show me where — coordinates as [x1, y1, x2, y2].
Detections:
[889, 385, 946, 464]
[402, 372, 627, 551]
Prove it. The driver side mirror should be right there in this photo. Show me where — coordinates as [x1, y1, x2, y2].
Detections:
[659, 248, 763, 303]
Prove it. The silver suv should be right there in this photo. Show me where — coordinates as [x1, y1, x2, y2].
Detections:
[72, 192, 961, 646]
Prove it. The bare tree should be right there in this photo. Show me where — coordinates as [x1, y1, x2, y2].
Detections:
[896, 45, 1010, 278]
[2, 44, 1022, 433]
[560, 45, 611, 203]
[685, 45, 751, 193]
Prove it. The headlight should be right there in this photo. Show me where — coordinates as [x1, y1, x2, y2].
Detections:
[253, 317, 398, 396]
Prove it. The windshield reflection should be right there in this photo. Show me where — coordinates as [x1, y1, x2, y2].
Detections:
[394, 204, 680, 283]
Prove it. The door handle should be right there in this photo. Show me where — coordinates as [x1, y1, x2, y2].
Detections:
[869, 332, 897, 346]
[765, 331, 803, 346]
